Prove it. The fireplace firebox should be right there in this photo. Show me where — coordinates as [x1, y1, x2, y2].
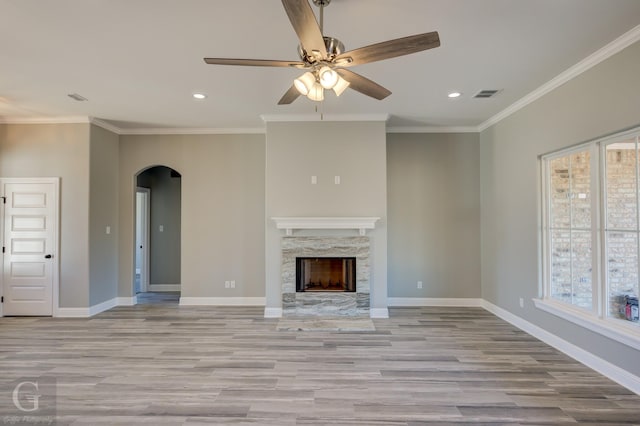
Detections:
[296, 257, 356, 292]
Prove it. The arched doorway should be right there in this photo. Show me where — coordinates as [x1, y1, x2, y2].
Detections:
[134, 165, 182, 304]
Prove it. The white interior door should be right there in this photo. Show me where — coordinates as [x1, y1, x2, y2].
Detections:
[1, 179, 58, 316]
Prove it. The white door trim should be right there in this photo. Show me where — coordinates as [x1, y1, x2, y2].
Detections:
[0, 177, 60, 317]
[135, 187, 150, 293]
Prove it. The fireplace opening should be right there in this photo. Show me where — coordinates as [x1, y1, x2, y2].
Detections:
[296, 257, 356, 292]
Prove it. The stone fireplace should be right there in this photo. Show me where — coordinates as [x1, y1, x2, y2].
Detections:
[273, 217, 379, 317]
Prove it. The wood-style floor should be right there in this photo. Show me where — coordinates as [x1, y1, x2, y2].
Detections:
[1, 294, 639, 425]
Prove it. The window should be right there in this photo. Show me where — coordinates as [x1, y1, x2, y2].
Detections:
[540, 127, 640, 350]
[604, 138, 640, 320]
[546, 150, 593, 310]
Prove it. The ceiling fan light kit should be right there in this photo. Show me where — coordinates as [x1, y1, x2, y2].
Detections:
[318, 66, 338, 89]
[307, 82, 325, 101]
[292, 65, 349, 100]
[332, 76, 350, 97]
[294, 71, 316, 95]
[203, 0, 441, 104]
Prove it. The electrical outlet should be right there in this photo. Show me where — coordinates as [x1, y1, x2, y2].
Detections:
[417, 281, 423, 289]
[519, 297, 524, 308]
[225, 281, 230, 289]
[311, 176, 317, 185]
[230, 280, 236, 288]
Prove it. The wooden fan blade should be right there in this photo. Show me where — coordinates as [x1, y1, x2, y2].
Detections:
[278, 85, 301, 105]
[336, 69, 391, 100]
[281, 0, 327, 60]
[204, 58, 306, 68]
[334, 31, 440, 67]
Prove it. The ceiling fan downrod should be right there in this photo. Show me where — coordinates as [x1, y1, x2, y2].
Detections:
[312, 0, 331, 34]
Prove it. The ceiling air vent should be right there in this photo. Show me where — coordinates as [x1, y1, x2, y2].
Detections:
[474, 89, 500, 99]
[67, 93, 88, 101]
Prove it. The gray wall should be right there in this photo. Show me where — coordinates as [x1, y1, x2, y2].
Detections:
[89, 124, 119, 305]
[118, 134, 265, 299]
[0, 123, 90, 308]
[480, 40, 640, 375]
[387, 132, 480, 298]
[137, 166, 181, 285]
[265, 121, 388, 310]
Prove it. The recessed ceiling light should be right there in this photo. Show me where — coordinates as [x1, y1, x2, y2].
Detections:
[192, 93, 207, 100]
[448, 92, 462, 98]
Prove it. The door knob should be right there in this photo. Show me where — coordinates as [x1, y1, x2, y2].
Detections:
[45, 254, 53, 259]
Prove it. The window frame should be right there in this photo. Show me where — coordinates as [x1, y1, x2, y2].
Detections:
[541, 143, 600, 314]
[602, 133, 640, 323]
[537, 126, 640, 351]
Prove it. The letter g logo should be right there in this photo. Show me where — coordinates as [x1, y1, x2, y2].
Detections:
[12, 381, 41, 412]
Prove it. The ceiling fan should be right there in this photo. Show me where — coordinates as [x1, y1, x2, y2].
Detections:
[204, 0, 440, 104]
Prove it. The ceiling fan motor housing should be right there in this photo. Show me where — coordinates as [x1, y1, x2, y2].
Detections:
[298, 36, 345, 64]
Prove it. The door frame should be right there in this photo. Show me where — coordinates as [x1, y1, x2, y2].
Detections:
[0, 177, 60, 317]
[135, 187, 150, 294]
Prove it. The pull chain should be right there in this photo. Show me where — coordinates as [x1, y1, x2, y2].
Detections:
[314, 101, 324, 121]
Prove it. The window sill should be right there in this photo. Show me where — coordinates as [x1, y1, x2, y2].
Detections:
[534, 298, 640, 351]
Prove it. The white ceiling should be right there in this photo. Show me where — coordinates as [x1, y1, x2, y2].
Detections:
[1, 0, 639, 132]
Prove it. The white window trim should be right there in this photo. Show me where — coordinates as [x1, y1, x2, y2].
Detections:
[538, 126, 640, 351]
[541, 143, 599, 313]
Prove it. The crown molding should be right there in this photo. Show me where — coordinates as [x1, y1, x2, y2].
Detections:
[386, 126, 479, 134]
[118, 127, 265, 135]
[479, 24, 640, 132]
[89, 117, 122, 134]
[0, 116, 90, 125]
[261, 113, 390, 123]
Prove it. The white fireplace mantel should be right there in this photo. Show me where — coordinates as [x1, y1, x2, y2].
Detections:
[272, 217, 380, 236]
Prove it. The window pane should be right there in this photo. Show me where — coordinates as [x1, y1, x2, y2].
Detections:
[571, 231, 592, 309]
[607, 231, 639, 319]
[570, 151, 591, 229]
[550, 156, 570, 229]
[551, 229, 571, 303]
[606, 141, 637, 230]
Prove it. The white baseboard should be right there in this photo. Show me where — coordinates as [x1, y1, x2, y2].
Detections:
[56, 307, 91, 318]
[89, 298, 117, 316]
[116, 296, 137, 306]
[388, 297, 483, 307]
[57, 296, 136, 317]
[149, 284, 181, 292]
[481, 300, 640, 395]
[58, 298, 116, 317]
[369, 308, 389, 318]
[179, 297, 266, 306]
[264, 307, 283, 318]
